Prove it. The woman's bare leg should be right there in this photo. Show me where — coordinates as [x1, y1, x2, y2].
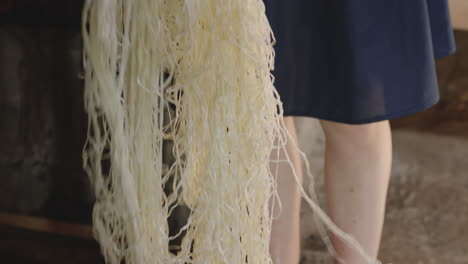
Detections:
[320, 119, 392, 264]
[269, 116, 303, 264]
[269, 118, 391, 264]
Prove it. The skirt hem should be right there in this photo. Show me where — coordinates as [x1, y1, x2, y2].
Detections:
[282, 94, 440, 124]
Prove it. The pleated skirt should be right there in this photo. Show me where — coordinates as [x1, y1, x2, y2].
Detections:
[265, 0, 456, 124]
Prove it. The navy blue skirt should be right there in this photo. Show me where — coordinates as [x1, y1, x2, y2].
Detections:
[265, 0, 456, 124]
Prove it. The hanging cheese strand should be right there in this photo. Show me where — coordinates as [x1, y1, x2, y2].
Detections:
[81, 0, 382, 263]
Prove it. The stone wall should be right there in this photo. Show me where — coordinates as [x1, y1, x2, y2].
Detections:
[0, 26, 91, 223]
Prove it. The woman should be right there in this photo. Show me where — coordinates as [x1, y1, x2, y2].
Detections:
[265, 1, 456, 263]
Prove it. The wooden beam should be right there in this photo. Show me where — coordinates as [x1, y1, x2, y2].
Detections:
[0, 212, 93, 240]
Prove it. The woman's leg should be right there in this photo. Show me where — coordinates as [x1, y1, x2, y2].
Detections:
[320, 119, 392, 264]
[269, 118, 392, 264]
[269, 116, 303, 264]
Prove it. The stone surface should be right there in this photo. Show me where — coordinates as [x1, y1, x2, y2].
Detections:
[0, 26, 92, 222]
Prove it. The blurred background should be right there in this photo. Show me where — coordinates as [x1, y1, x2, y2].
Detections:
[0, 0, 467, 263]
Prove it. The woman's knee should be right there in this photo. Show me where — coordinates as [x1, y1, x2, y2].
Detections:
[319, 119, 391, 148]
